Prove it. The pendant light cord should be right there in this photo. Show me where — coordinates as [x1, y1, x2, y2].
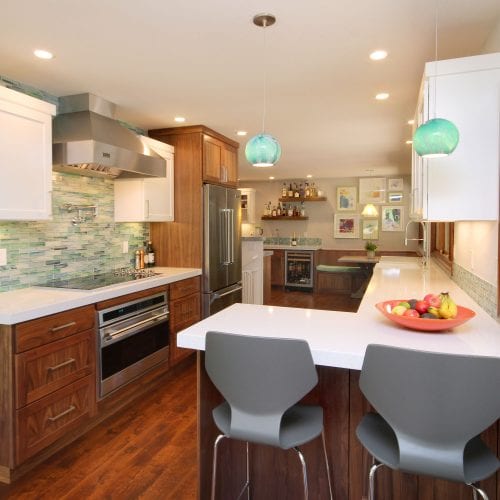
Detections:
[433, 0, 438, 119]
[261, 19, 268, 133]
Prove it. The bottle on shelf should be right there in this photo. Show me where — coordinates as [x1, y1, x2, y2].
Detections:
[305, 182, 310, 198]
[272, 205, 277, 217]
[288, 204, 294, 217]
[294, 183, 300, 198]
[277, 203, 282, 216]
[299, 183, 305, 197]
[282, 183, 288, 198]
[146, 240, 155, 268]
[291, 232, 297, 246]
[288, 183, 293, 198]
[300, 202, 306, 217]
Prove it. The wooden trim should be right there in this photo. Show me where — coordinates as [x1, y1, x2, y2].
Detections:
[149, 125, 240, 149]
[0, 325, 14, 469]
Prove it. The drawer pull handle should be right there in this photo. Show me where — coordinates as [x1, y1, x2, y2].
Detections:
[47, 358, 76, 372]
[48, 405, 76, 422]
[50, 321, 76, 333]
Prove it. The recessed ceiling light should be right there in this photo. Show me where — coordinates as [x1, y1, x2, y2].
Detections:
[236, 130, 247, 136]
[306, 174, 312, 178]
[408, 119, 415, 125]
[34, 49, 53, 60]
[269, 176, 275, 180]
[174, 116, 186, 123]
[369, 50, 387, 61]
[406, 140, 413, 144]
[375, 92, 389, 100]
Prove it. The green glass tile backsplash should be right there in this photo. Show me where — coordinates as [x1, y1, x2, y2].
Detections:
[0, 172, 149, 291]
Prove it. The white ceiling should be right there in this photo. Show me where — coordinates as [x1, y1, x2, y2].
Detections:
[1, 0, 499, 181]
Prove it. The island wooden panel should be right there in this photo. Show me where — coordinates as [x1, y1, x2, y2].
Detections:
[197, 354, 499, 500]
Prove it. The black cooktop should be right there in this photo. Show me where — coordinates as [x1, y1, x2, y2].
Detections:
[41, 270, 158, 290]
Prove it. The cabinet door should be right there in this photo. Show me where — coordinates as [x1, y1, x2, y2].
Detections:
[169, 292, 200, 365]
[222, 144, 238, 186]
[270, 250, 285, 286]
[203, 134, 222, 183]
[0, 87, 56, 220]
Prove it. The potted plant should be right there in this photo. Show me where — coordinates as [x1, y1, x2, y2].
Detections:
[365, 241, 377, 259]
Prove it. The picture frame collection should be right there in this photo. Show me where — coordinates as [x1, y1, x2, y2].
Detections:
[334, 177, 404, 239]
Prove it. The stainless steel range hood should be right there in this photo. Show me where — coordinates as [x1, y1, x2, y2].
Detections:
[52, 93, 166, 178]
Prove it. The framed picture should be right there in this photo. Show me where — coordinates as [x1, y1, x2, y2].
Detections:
[388, 178, 404, 191]
[381, 206, 404, 231]
[388, 192, 403, 203]
[334, 214, 359, 238]
[362, 219, 379, 240]
[336, 186, 357, 211]
[359, 177, 386, 204]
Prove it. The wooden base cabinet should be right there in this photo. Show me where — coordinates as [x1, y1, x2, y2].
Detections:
[169, 277, 201, 365]
[270, 250, 285, 286]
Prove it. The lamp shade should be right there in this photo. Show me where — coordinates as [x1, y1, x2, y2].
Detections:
[361, 203, 379, 217]
[413, 118, 459, 158]
[245, 133, 281, 167]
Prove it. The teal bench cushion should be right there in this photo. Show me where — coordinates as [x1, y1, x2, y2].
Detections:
[316, 265, 360, 273]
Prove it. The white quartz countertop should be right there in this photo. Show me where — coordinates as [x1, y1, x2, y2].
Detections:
[177, 256, 500, 370]
[264, 244, 322, 251]
[0, 267, 201, 324]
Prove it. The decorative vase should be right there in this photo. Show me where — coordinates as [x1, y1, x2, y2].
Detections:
[367, 250, 375, 259]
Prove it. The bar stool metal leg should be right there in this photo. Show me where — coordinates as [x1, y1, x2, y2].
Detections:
[236, 441, 250, 500]
[469, 483, 489, 500]
[368, 461, 384, 500]
[293, 446, 309, 500]
[211, 434, 227, 500]
[321, 430, 333, 500]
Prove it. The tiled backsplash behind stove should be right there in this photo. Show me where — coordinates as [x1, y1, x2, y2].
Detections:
[0, 172, 149, 292]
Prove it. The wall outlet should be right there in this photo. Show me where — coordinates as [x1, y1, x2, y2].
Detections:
[0, 248, 6, 266]
[122, 241, 129, 254]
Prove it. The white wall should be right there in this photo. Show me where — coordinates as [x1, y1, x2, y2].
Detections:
[239, 175, 419, 252]
[481, 16, 500, 53]
[454, 221, 498, 286]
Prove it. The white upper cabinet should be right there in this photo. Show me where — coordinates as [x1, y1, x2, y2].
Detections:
[0, 86, 56, 220]
[411, 52, 500, 221]
[114, 136, 174, 222]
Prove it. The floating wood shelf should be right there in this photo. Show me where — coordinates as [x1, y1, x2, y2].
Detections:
[278, 196, 326, 202]
[261, 216, 308, 220]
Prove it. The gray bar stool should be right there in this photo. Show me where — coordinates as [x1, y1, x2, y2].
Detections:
[205, 331, 333, 500]
[356, 344, 500, 500]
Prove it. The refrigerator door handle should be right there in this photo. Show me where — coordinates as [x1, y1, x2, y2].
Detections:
[220, 209, 228, 265]
[228, 209, 234, 264]
[211, 284, 243, 302]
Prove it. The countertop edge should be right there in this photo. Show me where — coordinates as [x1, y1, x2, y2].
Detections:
[0, 267, 201, 324]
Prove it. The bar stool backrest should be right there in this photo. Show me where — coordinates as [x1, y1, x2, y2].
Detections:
[359, 344, 500, 481]
[205, 331, 318, 447]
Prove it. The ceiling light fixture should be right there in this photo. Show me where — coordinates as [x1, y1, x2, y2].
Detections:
[375, 92, 389, 100]
[236, 130, 247, 136]
[269, 176, 275, 180]
[306, 174, 312, 178]
[174, 116, 186, 123]
[245, 13, 281, 168]
[406, 140, 413, 144]
[369, 50, 388, 61]
[413, 0, 459, 157]
[34, 49, 53, 60]
[408, 119, 415, 125]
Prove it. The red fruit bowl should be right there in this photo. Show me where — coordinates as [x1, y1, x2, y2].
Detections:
[376, 300, 476, 332]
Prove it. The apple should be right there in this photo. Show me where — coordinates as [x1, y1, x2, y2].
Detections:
[423, 293, 441, 308]
[414, 300, 428, 315]
[403, 309, 420, 318]
[397, 301, 411, 309]
[391, 305, 408, 316]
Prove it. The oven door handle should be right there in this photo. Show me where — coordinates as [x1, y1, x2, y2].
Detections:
[102, 312, 169, 346]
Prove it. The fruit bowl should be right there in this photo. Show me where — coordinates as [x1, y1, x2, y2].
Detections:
[375, 300, 476, 332]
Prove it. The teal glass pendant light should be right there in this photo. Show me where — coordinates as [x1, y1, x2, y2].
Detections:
[413, 118, 459, 157]
[413, 0, 459, 158]
[245, 13, 281, 168]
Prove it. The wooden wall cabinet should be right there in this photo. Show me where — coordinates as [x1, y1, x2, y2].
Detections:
[0, 86, 56, 220]
[169, 276, 201, 365]
[270, 249, 285, 286]
[148, 125, 239, 268]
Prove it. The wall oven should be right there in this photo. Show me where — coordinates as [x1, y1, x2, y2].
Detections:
[98, 291, 169, 399]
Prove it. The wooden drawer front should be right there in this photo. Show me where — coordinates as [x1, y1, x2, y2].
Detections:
[16, 375, 94, 464]
[15, 305, 95, 353]
[170, 292, 201, 333]
[170, 276, 201, 301]
[15, 330, 94, 408]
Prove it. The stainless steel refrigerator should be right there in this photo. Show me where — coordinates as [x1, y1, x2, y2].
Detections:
[203, 184, 242, 317]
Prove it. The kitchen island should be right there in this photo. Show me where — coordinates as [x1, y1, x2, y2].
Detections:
[178, 257, 500, 499]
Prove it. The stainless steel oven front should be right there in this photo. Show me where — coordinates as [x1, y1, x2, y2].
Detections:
[97, 291, 169, 399]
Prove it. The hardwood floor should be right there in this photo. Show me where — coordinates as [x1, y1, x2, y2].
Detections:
[0, 289, 358, 500]
[0, 358, 198, 500]
[266, 286, 361, 312]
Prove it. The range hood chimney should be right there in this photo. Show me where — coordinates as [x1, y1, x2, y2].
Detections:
[52, 93, 166, 178]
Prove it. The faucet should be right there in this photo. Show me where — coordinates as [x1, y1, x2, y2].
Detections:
[404, 220, 429, 268]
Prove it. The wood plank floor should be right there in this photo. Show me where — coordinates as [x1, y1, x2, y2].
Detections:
[0, 289, 358, 499]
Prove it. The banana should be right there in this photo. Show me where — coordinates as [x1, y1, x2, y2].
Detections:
[438, 292, 458, 319]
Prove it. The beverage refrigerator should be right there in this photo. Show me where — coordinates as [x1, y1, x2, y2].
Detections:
[203, 184, 242, 317]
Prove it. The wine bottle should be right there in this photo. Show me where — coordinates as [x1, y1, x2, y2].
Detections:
[146, 241, 155, 268]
